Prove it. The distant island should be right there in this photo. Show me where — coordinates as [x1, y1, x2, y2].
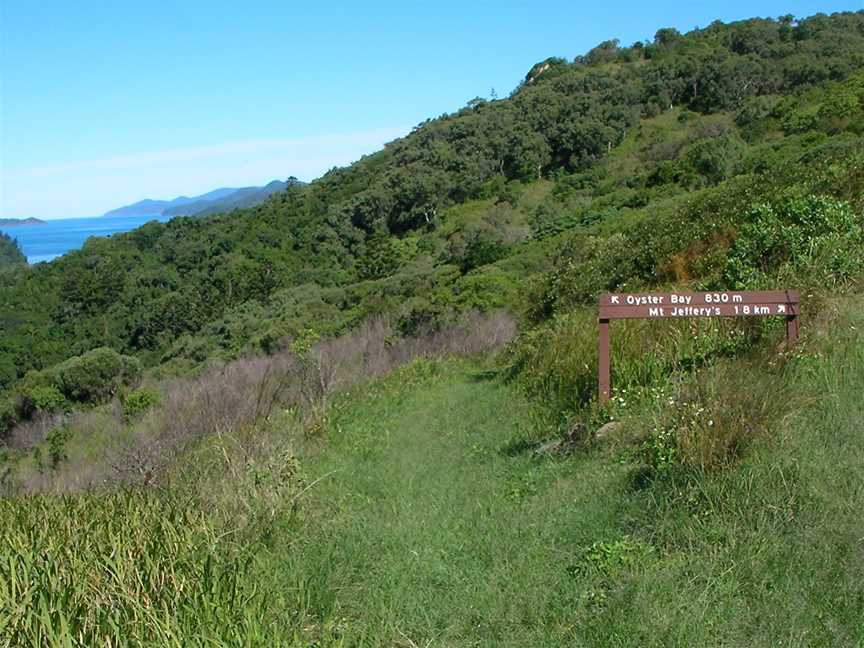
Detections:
[103, 178, 303, 218]
[0, 217, 45, 226]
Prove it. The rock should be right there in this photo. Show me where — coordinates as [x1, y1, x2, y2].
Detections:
[534, 422, 587, 456]
[595, 421, 624, 440]
[534, 439, 564, 456]
[566, 422, 586, 443]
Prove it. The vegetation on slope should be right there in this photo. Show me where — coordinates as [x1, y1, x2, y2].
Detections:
[256, 304, 864, 645]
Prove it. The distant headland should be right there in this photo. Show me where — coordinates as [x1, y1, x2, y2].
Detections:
[103, 178, 302, 218]
[0, 217, 45, 226]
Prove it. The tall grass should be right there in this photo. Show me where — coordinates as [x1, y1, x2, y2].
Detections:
[639, 358, 793, 472]
[0, 492, 296, 646]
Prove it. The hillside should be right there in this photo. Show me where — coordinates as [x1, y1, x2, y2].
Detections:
[1, 12, 864, 643]
[2, 299, 862, 643]
[102, 195, 201, 217]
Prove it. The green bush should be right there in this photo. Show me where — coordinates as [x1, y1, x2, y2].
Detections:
[681, 135, 743, 186]
[46, 425, 73, 471]
[122, 386, 161, 422]
[22, 385, 68, 414]
[452, 267, 519, 311]
[0, 397, 18, 439]
[396, 299, 447, 336]
[537, 232, 638, 314]
[724, 195, 863, 289]
[53, 347, 142, 404]
[0, 354, 17, 390]
[357, 233, 401, 279]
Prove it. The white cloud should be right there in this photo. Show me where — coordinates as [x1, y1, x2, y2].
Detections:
[0, 127, 407, 219]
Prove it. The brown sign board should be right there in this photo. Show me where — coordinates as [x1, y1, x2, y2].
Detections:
[598, 290, 799, 404]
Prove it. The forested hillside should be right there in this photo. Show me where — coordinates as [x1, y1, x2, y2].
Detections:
[1, 11, 863, 428]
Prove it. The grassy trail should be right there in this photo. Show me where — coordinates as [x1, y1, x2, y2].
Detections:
[287, 363, 625, 646]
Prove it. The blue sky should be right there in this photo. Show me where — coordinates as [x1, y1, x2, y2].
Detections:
[0, 1, 858, 219]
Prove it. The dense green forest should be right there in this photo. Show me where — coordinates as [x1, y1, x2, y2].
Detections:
[3, 11, 864, 645]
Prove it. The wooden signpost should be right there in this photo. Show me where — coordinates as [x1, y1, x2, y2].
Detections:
[598, 290, 800, 404]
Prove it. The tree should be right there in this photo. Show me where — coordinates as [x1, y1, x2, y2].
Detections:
[0, 233, 26, 267]
[356, 232, 400, 279]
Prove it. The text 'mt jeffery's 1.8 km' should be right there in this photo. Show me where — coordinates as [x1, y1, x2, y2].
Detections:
[597, 290, 800, 404]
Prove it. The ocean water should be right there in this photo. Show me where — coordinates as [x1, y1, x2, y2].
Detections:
[0, 214, 172, 264]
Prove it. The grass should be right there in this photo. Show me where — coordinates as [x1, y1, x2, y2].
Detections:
[0, 492, 292, 646]
[2, 302, 863, 646]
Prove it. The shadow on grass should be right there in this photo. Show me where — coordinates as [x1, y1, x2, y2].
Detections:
[626, 465, 656, 491]
[468, 369, 504, 383]
[498, 437, 543, 457]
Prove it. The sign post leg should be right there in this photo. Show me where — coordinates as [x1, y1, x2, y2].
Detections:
[786, 314, 799, 347]
[598, 318, 610, 405]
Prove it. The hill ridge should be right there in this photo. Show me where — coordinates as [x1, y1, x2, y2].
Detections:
[102, 180, 292, 217]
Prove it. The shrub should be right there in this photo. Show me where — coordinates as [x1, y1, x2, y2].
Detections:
[0, 354, 17, 390]
[396, 299, 447, 336]
[537, 232, 638, 314]
[122, 387, 161, 422]
[724, 195, 863, 289]
[782, 106, 820, 134]
[46, 425, 73, 470]
[53, 347, 142, 404]
[452, 267, 519, 312]
[530, 202, 580, 239]
[356, 232, 401, 279]
[0, 397, 18, 439]
[22, 385, 68, 414]
[680, 135, 744, 186]
[15, 370, 62, 417]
